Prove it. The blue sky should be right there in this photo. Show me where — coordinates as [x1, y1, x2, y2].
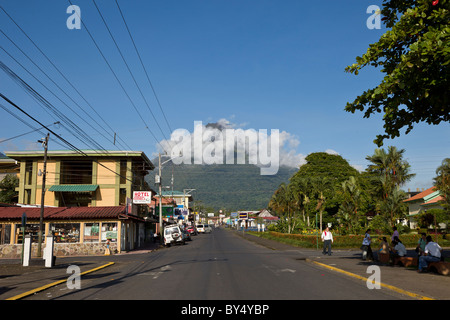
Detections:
[0, 0, 449, 190]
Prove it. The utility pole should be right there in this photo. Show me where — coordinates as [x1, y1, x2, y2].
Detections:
[158, 153, 163, 243]
[37, 133, 49, 257]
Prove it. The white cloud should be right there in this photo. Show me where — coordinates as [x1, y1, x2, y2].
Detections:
[156, 118, 307, 170]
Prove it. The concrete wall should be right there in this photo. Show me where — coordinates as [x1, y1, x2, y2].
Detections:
[0, 242, 118, 259]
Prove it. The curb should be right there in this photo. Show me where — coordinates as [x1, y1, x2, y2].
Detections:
[306, 259, 434, 300]
[5, 262, 115, 300]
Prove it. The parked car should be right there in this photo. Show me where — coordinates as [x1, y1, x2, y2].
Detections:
[196, 224, 205, 233]
[164, 224, 185, 247]
[186, 225, 197, 235]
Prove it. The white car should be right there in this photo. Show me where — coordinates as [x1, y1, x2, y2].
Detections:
[204, 224, 212, 233]
[197, 224, 212, 234]
[164, 224, 185, 247]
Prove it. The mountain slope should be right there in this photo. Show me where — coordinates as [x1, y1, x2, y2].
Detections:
[146, 163, 298, 212]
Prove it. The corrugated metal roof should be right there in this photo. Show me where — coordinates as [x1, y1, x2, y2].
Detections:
[0, 207, 66, 220]
[48, 185, 99, 192]
[0, 206, 145, 221]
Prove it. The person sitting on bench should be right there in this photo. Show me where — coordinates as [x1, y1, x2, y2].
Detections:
[390, 237, 407, 262]
[418, 236, 443, 273]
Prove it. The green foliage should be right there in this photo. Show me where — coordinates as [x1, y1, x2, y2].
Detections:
[0, 174, 18, 203]
[345, 0, 450, 146]
[252, 231, 450, 249]
[434, 158, 450, 216]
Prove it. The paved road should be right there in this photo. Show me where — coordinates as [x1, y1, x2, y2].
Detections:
[24, 227, 408, 301]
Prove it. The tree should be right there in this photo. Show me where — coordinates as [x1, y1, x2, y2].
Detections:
[365, 146, 415, 198]
[337, 176, 364, 234]
[365, 146, 413, 226]
[434, 158, 450, 220]
[345, 0, 450, 146]
[288, 152, 360, 229]
[0, 174, 18, 203]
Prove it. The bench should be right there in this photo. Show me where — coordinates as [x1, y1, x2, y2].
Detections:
[394, 256, 418, 267]
[378, 252, 390, 264]
[428, 261, 450, 276]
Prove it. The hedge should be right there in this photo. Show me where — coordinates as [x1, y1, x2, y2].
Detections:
[250, 231, 449, 249]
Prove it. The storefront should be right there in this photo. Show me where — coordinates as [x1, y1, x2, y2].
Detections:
[0, 206, 148, 258]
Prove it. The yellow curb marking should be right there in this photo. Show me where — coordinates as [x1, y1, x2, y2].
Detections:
[5, 262, 115, 300]
[306, 259, 434, 300]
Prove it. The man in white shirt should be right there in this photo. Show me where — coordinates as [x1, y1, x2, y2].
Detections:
[391, 236, 407, 257]
[418, 236, 443, 273]
[321, 227, 333, 256]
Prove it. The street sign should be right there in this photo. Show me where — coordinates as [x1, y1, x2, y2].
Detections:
[239, 212, 248, 220]
[21, 212, 27, 228]
[133, 191, 151, 204]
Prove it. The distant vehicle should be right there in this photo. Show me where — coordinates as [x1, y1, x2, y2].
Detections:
[204, 224, 212, 233]
[186, 225, 197, 235]
[182, 229, 192, 241]
[164, 224, 185, 247]
[196, 224, 205, 233]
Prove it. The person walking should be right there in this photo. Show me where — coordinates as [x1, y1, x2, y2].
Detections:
[361, 229, 373, 261]
[321, 226, 333, 256]
[391, 226, 399, 242]
[418, 236, 443, 273]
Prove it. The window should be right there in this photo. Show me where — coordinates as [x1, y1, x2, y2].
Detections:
[60, 160, 93, 184]
[84, 223, 99, 242]
[120, 160, 127, 184]
[24, 189, 32, 204]
[51, 223, 80, 243]
[0, 224, 11, 244]
[101, 223, 117, 242]
[15, 223, 41, 244]
[119, 188, 126, 205]
[25, 160, 33, 185]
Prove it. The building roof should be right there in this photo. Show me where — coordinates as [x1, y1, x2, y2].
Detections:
[403, 187, 437, 202]
[4, 150, 155, 170]
[48, 185, 99, 192]
[0, 206, 143, 222]
[421, 195, 445, 207]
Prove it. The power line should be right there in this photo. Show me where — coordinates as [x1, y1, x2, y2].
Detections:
[0, 4, 133, 151]
[114, 0, 173, 134]
[0, 60, 109, 152]
[92, 0, 169, 142]
[0, 121, 59, 144]
[0, 93, 140, 186]
[66, 0, 165, 152]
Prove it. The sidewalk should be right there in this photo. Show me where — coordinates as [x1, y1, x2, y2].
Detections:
[235, 231, 450, 300]
[0, 241, 162, 300]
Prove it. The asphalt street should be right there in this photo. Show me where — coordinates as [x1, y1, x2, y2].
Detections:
[12, 227, 431, 301]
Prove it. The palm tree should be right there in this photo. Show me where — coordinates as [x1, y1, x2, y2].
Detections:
[434, 158, 450, 215]
[379, 187, 407, 227]
[338, 176, 362, 234]
[366, 146, 415, 226]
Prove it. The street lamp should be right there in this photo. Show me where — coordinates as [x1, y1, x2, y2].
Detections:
[156, 153, 181, 243]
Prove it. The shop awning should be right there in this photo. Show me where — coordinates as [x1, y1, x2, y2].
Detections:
[49, 184, 99, 192]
